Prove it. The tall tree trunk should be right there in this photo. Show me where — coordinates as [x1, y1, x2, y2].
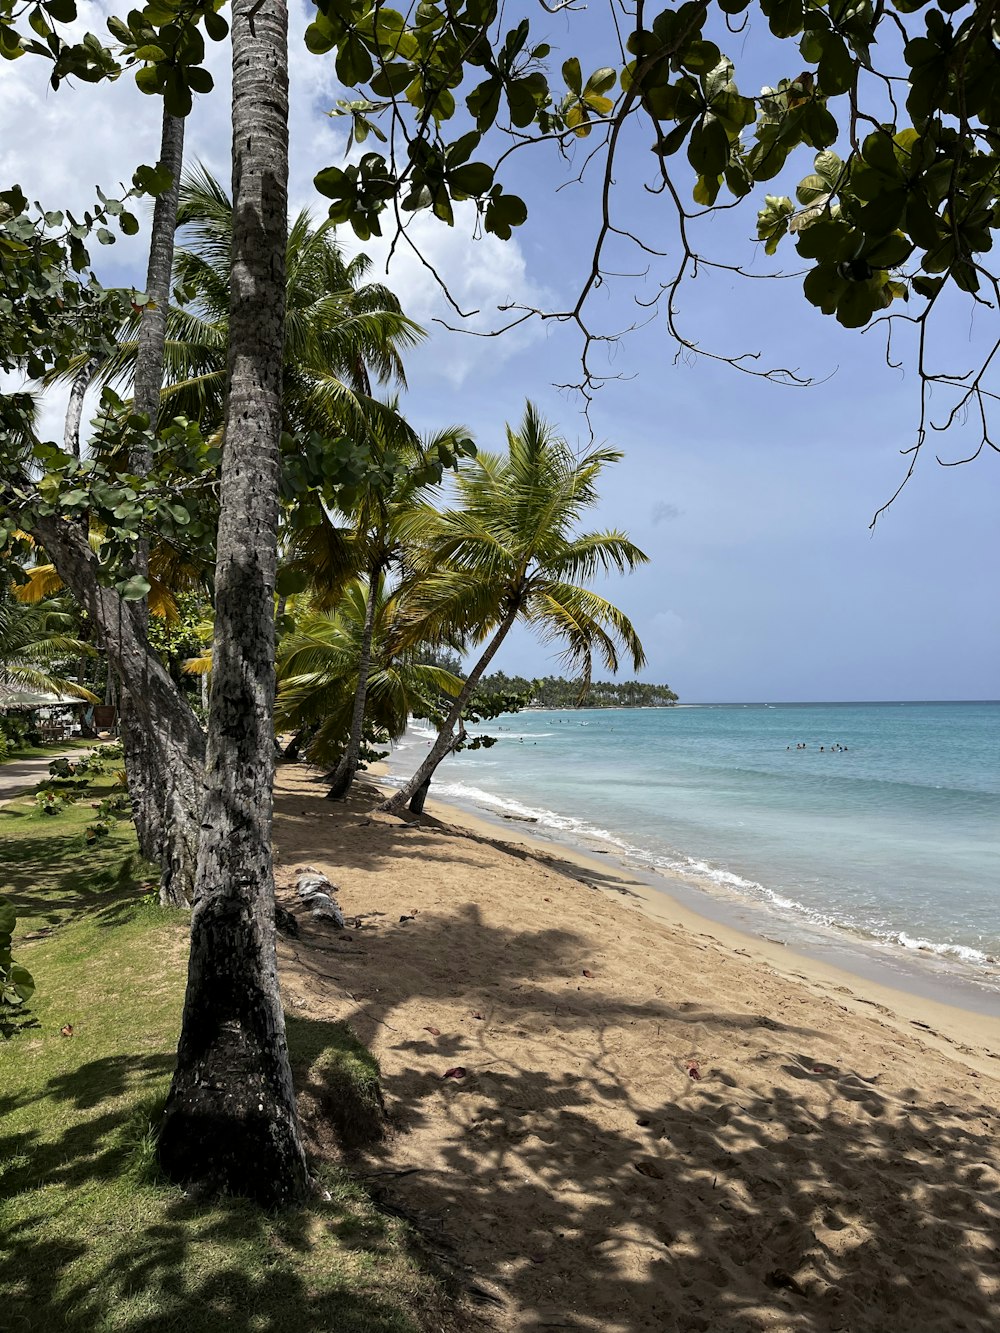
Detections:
[157, 0, 310, 1206]
[326, 563, 382, 800]
[122, 108, 188, 906]
[133, 110, 185, 437]
[379, 602, 520, 816]
[63, 357, 99, 459]
[27, 514, 205, 903]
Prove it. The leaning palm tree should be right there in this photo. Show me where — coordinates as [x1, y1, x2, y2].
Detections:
[274, 577, 463, 773]
[380, 402, 649, 816]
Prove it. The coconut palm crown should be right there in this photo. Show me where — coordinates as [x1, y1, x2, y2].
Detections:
[275, 576, 463, 770]
[55, 166, 424, 444]
[381, 401, 649, 814]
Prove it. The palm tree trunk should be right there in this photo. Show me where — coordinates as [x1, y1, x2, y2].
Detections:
[63, 357, 99, 459]
[133, 110, 185, 438]
[326, 563, 382, 800]
[119, 108, 189, 906]
[157, 0, 310, 1206]
[379, 602, 520, 816]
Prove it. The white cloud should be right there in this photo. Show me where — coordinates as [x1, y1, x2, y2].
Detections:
[1, 2, 553, 402]
[351, 205, 555, 387]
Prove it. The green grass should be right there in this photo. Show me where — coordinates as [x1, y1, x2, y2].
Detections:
[0, 737, 97, 764]
[0, 786, 458, 1333]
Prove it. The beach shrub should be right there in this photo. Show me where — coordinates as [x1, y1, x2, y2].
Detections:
[0, 715, 28, 752]
[95, 793, 130, 821]
[84, 821, 111, 845]
[36, 787, 75, 816]
[0, 896, 35, 1011]
[0, 733, 7, 764]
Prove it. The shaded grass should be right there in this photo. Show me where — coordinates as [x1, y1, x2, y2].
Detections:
[0, 789, 459, 1333]
[1, 775, 159, 935]
[0, 738, 96, 765]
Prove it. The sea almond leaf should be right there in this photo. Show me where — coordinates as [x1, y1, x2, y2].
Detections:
[442, 1066, 467, 1079]
[423, 1026, 441, 1036]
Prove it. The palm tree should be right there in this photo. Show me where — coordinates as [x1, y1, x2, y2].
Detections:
[0, 588, 96, 702]
[280, 422, 472, 798]
[274, 577, 463, 773]
[157, 0, 310, 1206]
[380, 402, 649, 816]
[61, 166, 423, 443]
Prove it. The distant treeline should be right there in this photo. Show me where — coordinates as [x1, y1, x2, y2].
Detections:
[479, 671, 679, 709]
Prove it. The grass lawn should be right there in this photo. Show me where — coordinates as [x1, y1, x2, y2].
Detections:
[0, 774, 459, 1333]
[0, 737, 98, 764]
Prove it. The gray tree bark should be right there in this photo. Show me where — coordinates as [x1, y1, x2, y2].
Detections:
[120, 109, 189, 906]
[63, 357, 99, 459]
[157, 0, 310, 1205]
[133, 111, 185, 440]
[27, 514, 205, 903]
[326, 562, 382, 800]
[379, 601, 520, 816]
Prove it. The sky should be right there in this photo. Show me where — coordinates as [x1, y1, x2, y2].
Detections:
[1, 0, 998, 703]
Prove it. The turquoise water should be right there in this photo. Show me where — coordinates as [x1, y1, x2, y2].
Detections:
[388, 702, 1000, 994]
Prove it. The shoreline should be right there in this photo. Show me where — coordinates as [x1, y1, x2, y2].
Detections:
[379, 713, 1000, 1017]
[370, 772, 1000, 1071]
[274, 764, 1000, 1329]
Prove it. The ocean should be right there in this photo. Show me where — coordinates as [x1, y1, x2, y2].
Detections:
[385, 701, 1000, 1010]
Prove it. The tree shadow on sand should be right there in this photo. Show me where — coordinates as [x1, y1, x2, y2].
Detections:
[275, 832, 1000, 1333]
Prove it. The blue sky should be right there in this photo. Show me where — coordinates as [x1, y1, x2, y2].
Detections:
[2, 0, 997, 702]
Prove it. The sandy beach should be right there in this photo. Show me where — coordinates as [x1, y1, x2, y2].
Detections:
[273, 763, 1000, 1332]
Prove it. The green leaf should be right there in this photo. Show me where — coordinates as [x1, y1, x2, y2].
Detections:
[562, 57, 581, 94]
[864, 231, 913, 268]
[187, 66, 213, 95]
[7, 964, 35, 1003]
[803, 262, 847, 314]
[584, 67, 616, 97]
[818, 33, 854, 96]
[836, 281, 878, 327]
[687, 114, 729, 177]
[802, 102, 837, 149]
[813, 150, 843, 189]
[117, 575, 151, 601]
[204, 9, 228, 41]
[119, 210, 140, 235]
[134, 63, 162, 95]
[0, 900, 15, 935]
[132, 162, 173, 194]
[652, 119, 694, 158]
[796, 173, 831, 205]
[450, 161, 493, 197]
[858, 188, 907, 235]
[862, 129, 901, 177]
[681, 40, 721, 75]
[747, 139, 789, 182]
